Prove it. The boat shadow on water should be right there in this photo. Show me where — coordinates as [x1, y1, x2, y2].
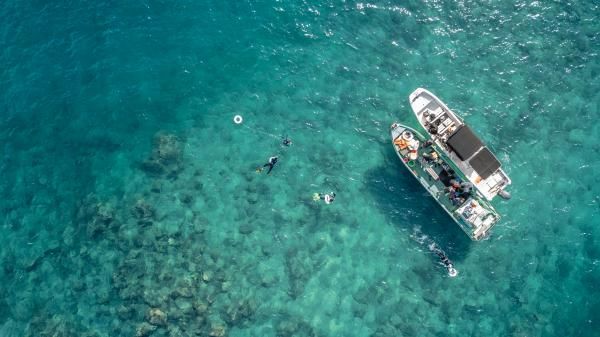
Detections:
[363, 150, 472, 262]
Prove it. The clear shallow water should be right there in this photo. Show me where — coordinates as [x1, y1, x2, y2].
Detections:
[1, 1, 598, 336]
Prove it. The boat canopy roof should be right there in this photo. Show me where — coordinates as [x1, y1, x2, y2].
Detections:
[469, 147, 501, 179]
[446, 125, 483, 160]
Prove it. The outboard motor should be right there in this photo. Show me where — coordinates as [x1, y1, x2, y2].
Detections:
[498, 189, 511, 200]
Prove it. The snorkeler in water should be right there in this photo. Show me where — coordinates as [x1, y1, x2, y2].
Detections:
[259, 156, 278, 174]
[429, 243, 458, 277]
[411, 229, 458, 277]
[435, 250, 452, 267]
[283, 136, 292, 146]
[313, 192, 336, 204]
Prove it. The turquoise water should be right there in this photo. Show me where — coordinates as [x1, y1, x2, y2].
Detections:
[1, 1, 598, 336]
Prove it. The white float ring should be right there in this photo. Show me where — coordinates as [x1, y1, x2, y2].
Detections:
[233, 115, 243, 124]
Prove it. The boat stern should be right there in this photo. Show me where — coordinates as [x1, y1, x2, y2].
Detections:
[455, 198, 500, 240]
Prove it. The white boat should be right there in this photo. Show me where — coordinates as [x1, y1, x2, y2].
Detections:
[409, 88, 511, 201]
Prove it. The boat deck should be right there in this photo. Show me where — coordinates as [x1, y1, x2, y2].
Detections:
[391, 124, 500, 240]
[392, 131, 464, 214]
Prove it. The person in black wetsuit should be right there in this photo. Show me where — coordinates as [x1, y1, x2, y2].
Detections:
[262, 156, 278, 174]
[282, 136, 292, 146]
[428, 243, 458, 276]
[422, 149, 439, 162]
[435, 250, 454, 269]
[459, 181, 473, 198]
[439, 169, 456, 187]
[428, 124, 438, 135]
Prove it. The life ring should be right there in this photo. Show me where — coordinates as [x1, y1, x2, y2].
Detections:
[402, 131, 413, 141]
[448, 267, 458, 277]
[233, 115, 243, 124]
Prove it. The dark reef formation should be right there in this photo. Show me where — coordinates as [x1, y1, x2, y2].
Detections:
[141, 132, 184, 178]
[2, 130, 330, 337]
